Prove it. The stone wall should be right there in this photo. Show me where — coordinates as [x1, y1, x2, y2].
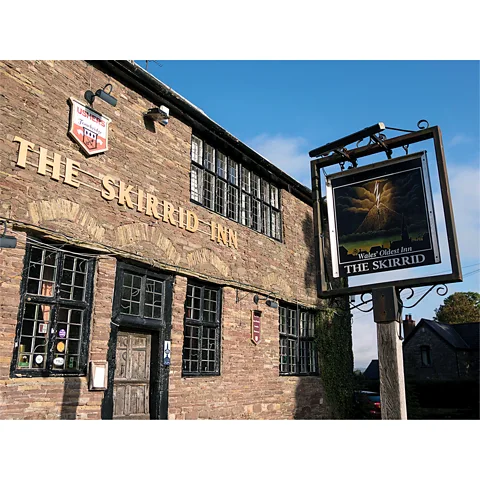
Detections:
[0, 60, 330, 419]
[403, 325, 459, 382]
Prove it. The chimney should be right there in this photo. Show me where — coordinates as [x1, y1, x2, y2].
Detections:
[403, 314, 416, 339]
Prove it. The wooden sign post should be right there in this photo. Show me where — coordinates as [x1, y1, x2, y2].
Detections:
[372, 287, 407, 419]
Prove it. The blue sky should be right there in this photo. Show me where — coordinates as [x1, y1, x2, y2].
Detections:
[139, 60, 480, 369]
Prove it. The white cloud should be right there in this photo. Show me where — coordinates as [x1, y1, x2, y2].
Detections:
[447, 134, 473, 147]
[443, 163, 480, 261]
[351, 309, 377, 370]
[246, 134, 311, 186]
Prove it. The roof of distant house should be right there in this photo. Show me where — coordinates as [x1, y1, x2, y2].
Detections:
[404, 318, 480, 350]
[363, 359, 379, 380]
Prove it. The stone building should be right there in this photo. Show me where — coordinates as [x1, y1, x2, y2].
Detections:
[0, 60, 333, 419]
[403, 318, 479, 418]
[403, 318, 479, 383]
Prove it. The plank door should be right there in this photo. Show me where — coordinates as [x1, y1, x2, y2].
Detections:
[113, 331, 151, 419]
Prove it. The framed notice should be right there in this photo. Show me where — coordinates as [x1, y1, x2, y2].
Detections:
[326, 152, 440, 278]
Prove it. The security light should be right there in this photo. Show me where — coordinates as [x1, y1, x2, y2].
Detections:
[84, 83, 117, 107]
[265, 299, 279, 309]
[253, 294, 278, 309]
[144, 105, 170, 126]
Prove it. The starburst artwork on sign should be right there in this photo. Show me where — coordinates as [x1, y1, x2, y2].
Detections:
[327, 152, 441, 277]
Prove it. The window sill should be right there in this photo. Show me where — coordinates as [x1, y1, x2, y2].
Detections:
[11, 370, 87, 378]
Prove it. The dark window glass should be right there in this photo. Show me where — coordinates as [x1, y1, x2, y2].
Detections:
[203, 172, 215, 210]
[204, 143, 215, 172]
[119, 269, 167, 320]
[279, 305, 318, 376]
[215, 178, 227, 216]
[14, 241, 94, 375]
[182, 282, 221, 376]
[189, 135, 282, 241]
[420, 346, 432, 366]
[227, 185, 239, 221]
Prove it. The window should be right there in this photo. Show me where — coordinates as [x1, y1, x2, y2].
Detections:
[279, 305, 318, 375]
[12, 241, 95, 375]
[190, 134, 282, 240]
[420, 346, 432, 367]
[118, 267, 167, 322]
[182, 281, 222, 376]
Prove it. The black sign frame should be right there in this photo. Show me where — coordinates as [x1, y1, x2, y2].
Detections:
[310, 126, 462, 298]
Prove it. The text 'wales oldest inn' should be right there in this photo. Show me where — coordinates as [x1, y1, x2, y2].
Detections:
[0, 61, 340, 419]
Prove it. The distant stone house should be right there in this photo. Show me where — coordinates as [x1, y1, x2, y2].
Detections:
[402, 318, 479, 417]
[403, 319, 479, 383]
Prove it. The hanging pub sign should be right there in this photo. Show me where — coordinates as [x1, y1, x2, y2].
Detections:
[326, 151, 441, 278]
[68, 98, 111, 156]
[251, 310, 262, 345]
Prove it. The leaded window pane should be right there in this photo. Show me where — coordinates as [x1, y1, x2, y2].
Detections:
[228, 159, 238, 186]
[182, 283, 221, 376]
[15, 243, 94, 374]
[121, 273, 142, 316]
[251, 173, 261, 199]
[241, 166, 251, 193]
[26, 247, 57, 296]
[203, 172, 215, 209]
[191, 135, 203, 165]
[263, 205, 271, 237]
[60, 255, 88, 301]
[204, 143, 215, 172]
[144, 277, 164, 319]
[18, 302, 52, 369]
[227, 185, 239, 221]
[270, 185, 279, 209]
[279, 305, 318, 376]
[217, 151, 227, 179]
[262, 179, 270, 204]
[279, 307, 287, 334]
[241, 193, 251, 227]
[215, 178, 227, 216]
[189, 135, 282, 241]
[252, 199, 262, 232]
[53, 307, 84, 371]
[191, 165, 203, 203]
[280, 337, 288, 374]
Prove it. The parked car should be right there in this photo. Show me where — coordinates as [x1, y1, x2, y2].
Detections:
[354, 390, 381, 419]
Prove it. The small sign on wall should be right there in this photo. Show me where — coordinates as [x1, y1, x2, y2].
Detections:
[251, 310, 262, 345]
[89, 361, 108, 391]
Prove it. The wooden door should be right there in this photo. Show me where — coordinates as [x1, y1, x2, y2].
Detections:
[113, 331, 151, 419]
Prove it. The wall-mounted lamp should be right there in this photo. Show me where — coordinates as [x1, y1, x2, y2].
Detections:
[0, 220, 16, 248]
[84, 83, 117, 107]
[144, 105, 170, 126]
[253, 294, 279, 309]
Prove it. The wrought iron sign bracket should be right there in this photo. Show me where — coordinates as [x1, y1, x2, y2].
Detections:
[369, 134, 392, 159]
[310, 123, 462, 299]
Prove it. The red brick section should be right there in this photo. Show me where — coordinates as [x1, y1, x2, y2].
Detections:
[0, 60, 334, 419]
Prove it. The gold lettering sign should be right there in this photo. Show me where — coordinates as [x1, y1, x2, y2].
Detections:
[11, 136, 238, 249]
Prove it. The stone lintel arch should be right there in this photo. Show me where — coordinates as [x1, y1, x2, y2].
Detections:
[262, 272, 293, 298]
[115, 223, 181, 265]
[27, 199, 105, 243]
[186, 248, 230, 278]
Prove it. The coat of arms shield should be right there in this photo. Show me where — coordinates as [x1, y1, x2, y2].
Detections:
[68, 98, 111, 155]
